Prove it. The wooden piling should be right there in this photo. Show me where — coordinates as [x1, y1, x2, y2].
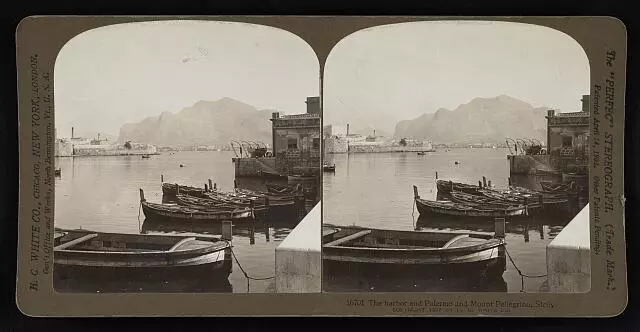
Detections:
[214, 183, 217, 190]
[139, 189, 145, 202]
[161, 174, 164, 183]
[482, 176, 487, 188]
[478, 180, 482, 188]
[204, 184, 208, 192]
[488, 180, 492, 188]
[494, 217, 505, 239]
[208, 179, 213, 191]
[221, 221, 233, 241]
[435, 171, 438, 180]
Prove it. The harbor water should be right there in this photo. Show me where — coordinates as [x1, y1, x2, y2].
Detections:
[54, 151, 307, 293]
[322, 148, 579, 293]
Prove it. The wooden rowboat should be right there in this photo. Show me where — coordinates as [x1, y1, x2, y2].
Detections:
[436, 179, 481, 196]
[414, 186, 528, 218]
[322, 224, 506, 279]
[141, 189, 255, 224]
[540, 181, 575, 192]
[162, 182, 207, 200]
[54, 229, 232, 284]
[323, 163, 336, 172]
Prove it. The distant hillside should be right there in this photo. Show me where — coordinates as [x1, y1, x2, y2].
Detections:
[394, 95, 549, 144]
[117, 97, 274, 146]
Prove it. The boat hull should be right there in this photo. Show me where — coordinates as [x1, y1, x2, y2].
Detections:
[415, 198, 528, 218]
[142, 201, 256, 225]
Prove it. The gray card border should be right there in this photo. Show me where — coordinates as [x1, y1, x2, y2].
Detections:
[15, 15, 627, 317]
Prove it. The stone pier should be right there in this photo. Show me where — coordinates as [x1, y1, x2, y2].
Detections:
[546, 203, 590, 292]
[275, 202, 321, 293]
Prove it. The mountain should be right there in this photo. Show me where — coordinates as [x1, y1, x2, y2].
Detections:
[117, 98, 274, 146]
[393, 95, 549, 144]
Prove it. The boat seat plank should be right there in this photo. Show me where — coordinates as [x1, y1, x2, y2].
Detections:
[168, 237, 196, 252]
[445, 237, 488, 248]
[54, 233, 99, 251]
[442, 234, 470, 248]
[324, 230, 372, 247]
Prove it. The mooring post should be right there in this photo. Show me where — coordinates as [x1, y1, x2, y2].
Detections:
[494, 217, 505, 239]
[204, 184, 208, 192]
[482, 176, 487, 188]
[161, 174, 163, 183]
[413, 185, 420, 199]
[221, 221, 233, 242]
[488, 180, 492, 188]
[478, 180, 482, 188]
[435, 171, 438, 180]
[139, 188, 145, 202]
[214, 183, 217, 191]
[208, 179, 213, 191]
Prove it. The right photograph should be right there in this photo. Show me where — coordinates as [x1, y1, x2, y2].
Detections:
[321, 21, 591, 293]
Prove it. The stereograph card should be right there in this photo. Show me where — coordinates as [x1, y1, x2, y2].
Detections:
[15, 15, 627, 317]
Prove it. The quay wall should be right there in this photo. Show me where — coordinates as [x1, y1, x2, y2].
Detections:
[275, 202, 321, 293]
[347, 145, 435, 153]
[507, 155, 557, 175]
[55, 141, 157, 157]
[232, 157, 277, 177]
[324, 137, 348, 154]
[546, 203, 590, 293]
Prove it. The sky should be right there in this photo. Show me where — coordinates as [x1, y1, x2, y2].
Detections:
[54, 20, 320, 139]
[323, 20, 591, 135]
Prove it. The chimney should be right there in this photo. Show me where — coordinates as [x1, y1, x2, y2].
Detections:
[581, 95, 590, 113]
[305, 96, 320, 115]
[71, 126, 74, 139]
[346, 124, 350, 137]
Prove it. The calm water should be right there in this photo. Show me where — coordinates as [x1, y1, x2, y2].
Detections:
[322, 148, 580, 293]
[55, 151, 306, 293]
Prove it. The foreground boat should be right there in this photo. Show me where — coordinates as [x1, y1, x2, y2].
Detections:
[322, 224, 506, 279]
[414, 186, 528, 218]
[54, 228, 232, 284]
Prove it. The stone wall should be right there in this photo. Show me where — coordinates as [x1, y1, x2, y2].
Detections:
[324, 137, 348, 154]
[55, 140, 73, 157]
[347, 144, 435, 153]
[233, 157, 277, 177]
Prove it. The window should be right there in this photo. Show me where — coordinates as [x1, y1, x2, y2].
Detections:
[562, 136, 573, 147]
[288, 138, 298, 150]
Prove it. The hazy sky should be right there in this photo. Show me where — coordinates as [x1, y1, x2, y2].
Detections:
[55, 20, 320, 138]
[324, 20, 590, 134]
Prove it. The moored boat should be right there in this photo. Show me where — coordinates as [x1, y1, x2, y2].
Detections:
[323, 163, 336, 172]
[322, 224, 506, 279]
[141, 189, 255, 224]
[414, 186, 528, 218]
[53, 228, 232, 285]
[162, 182, 207, 200]
[436, 179, 482, 196]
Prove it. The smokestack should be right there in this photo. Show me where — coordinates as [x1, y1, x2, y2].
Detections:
[71, 127, 74, 139]
[347, 124, 349, 136]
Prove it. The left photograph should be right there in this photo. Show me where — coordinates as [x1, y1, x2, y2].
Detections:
[52, 20, 321, 293]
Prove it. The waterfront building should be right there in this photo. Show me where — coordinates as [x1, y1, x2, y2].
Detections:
[544, 95, 590, 174]
[270, 96, 321, 175]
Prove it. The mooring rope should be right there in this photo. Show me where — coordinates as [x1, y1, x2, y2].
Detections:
[504, 246, 547, 292]
[222, 241, 274, 293]
[137, 201, 142, 232]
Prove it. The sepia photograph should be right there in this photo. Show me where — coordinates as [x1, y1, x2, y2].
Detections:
[52, 20, 321, 293]
[322, 21, 590, 293]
